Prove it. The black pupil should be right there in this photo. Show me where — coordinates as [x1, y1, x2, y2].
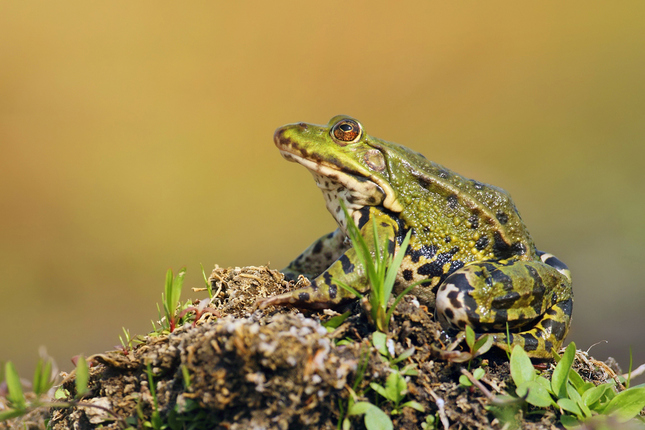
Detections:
[339, 123, 353, 132]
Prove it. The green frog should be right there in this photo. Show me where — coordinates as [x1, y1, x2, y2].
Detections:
[258, 115, 573, 359]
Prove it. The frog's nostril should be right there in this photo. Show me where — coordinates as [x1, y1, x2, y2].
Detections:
[298, 122, 308, 129]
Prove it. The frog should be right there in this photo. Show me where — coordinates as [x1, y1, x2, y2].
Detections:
[258, 115, 573, 359]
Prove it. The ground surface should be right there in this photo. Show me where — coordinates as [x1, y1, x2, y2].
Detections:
[2, 266, 638, 429]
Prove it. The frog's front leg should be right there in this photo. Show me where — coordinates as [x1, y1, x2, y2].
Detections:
[259, 214, 398, 310]
[435, 253, 573, 359]
[280, 228, 349, 280]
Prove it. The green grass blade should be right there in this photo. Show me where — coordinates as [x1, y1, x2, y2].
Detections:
[75, 356, 89, 398]
[170, 267, 186, 312]
[465, 326, 476, 350]
[582, 383, 612, 409]
[383, 229, 412, 300]
[164, 269, 173, 309]
[602, 385, 645, 422]
[626, 346, 633, 389]
[510, 345, 535, 386]
[4, 362, 25, 410]
[384, 279, 428, 325]
[551, 342, 576, 399]
[372, 220, 382, 269]
[200, 263, 213, 298]
[322, 311, 352, 330]
[369, 382, 389, 401]
[334, 279, 364, 299]
[33, 358, 53, 396]
[340, 202, 376, 282]
[32, 358, 43, 396]
[0, 409, 26, 421]
[557, 398, 582, 418]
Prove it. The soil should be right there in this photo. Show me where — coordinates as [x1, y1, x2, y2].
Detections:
[2, 266, 637, 430]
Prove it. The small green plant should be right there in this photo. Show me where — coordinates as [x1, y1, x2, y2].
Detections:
[338, 348, 373, 429]
[370, 331, 423, 411]
[322, 311, 354, 345]
[436, 324, 494, 364]
[1, 358, 58, 421]
[152, 268, 217, 334]
[74, 355, 90, 398]
[421, 414, 436, 429]
[369, 370, 425, 415]
[371, 331, 417, 376]
[346, 400, 393, 430]
[322, 311, 352, 333]
[1, 362, 30, 421]
[118, 327, 144, 354]
[491, 342, 645, 428]
[144, 363, 164, 430]
[334, 202, 429, 333]
[459, 366, 486, 388]
[200, 263, 214, 299]
[338, 346, 401, 430]
[338, 333, 424, 430]
[451, 326, 492, 389]
[162, 267, 187, 333]
[455, 325, 492, 386]
[464, 326, 494, 365]
[0, 355, 127, 427]
[344, 365, 424, 430]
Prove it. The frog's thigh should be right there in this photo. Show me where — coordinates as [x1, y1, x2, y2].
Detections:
[436, 259, 573, 358]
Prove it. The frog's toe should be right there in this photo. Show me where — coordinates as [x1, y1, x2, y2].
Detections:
[257, 293, 297, 309]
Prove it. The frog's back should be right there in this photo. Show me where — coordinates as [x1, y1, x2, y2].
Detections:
[375, 139, 537, 264]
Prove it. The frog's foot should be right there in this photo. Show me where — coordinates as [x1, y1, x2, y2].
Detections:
[490, 298, 573, 359]
[257, 286, 351, 310]
[257, 274, 358, 310]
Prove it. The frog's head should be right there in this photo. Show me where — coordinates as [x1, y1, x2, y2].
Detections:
[275, 115, 412, 233]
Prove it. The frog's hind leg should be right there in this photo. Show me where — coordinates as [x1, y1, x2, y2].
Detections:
[491, 297, 573, 359]
[435, 256, 573, 359]
[258, 246, 366, 310]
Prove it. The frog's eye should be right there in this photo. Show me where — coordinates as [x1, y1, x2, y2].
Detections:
[331, 119, 362, 144]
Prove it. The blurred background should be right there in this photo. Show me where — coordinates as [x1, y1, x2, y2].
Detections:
[1, 2, 644, 382]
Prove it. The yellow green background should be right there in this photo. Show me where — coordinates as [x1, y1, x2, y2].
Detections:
[1, 2, 644, 381]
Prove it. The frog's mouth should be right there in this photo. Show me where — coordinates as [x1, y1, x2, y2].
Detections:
[279, 150, 401, 232]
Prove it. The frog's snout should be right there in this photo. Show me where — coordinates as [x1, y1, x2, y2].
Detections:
[273, 127, 288, 148]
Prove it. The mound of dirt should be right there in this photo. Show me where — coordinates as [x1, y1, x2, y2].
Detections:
[5, 266, 632, 430]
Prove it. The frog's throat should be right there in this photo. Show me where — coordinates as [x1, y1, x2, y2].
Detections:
[280, 152, 403, 214]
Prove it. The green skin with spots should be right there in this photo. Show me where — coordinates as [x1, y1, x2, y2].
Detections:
[258, 115, 573, 359]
